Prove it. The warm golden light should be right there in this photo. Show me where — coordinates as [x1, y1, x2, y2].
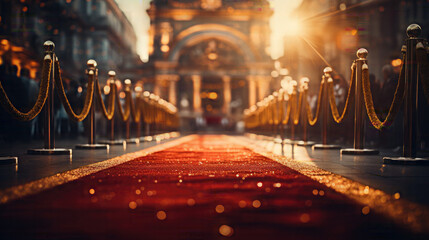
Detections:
[252, 200, 261, 208]
[215, 205, 225, 213]
[219, 225, 234, 237]
[156, 210, 167, 220]
[391, 58, 402, 67]
[128, 201, 137, 209]
[208, 52, 218, 60]
[161, 45, 170, 53]
[238, 200, 246, 208]
[208, 92, 218, 100]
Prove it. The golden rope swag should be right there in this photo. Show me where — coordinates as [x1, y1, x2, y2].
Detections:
[114, 84, 131, 122]
[306, 80, 324, 126]
[95, 75, 115, 120]
[282, 95, 292, 125]
[54, 59, 94, 122]
[128, 91, 141, 123]
[0, 56, 52, 121]
[327, 63, 356, 124]
[362, 58, 405, 130]
[293, 92, 303, 125]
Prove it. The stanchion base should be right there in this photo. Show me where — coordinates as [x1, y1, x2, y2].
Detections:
[75, 144, 109, 150]
[0, 156, 18, 165]
[126, 138, 140, 144]
[99, 140, 126, 146]
[140, 136, 154, 142]
[297, 141, 316, 146]
[312, 144, 341, 150]
[283, 139, 299, 145]
[27, 148, 72, 155]
[383, 157, 429, 165]
[341, 148, 379, 155]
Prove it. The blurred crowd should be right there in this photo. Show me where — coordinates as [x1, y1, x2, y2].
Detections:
[0, 62, 85, 142]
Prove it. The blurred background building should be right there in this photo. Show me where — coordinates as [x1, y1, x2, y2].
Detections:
[0, 0, 142, 83]
[144, 0, 273, 131]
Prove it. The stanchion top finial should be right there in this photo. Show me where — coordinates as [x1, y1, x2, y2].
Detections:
[108, 71, 116, 78]
[43, 41, 55, 53]
[87, 59, 97, 68]
[323, 67, 333, 76]
[356, 48, 368, 59]
[407, 24, 421, 38]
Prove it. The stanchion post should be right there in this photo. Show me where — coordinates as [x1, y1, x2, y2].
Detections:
[76, 60, 108, 149]
[297, 78, 315, 146]
[384, 24, 429, 164]
[342, 49, 379, 155]
[124, 79, 139, 144]
[313, 67, 341, 150]
[28, 41, 71, 155]
[404, 26, 419, 158]
[99, 71, 125, 146]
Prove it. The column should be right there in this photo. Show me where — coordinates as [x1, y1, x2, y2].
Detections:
[222, 75, 231, 115]
[192, 75, 202, 113]
[247, 76, 257, 107]
[168, 79, 177, 106]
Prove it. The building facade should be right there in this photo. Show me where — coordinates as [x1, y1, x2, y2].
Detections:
[0, 0, 142, 84]
[146, 0, 273, 125]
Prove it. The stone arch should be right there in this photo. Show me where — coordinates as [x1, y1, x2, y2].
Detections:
[169, 24, 259, 62]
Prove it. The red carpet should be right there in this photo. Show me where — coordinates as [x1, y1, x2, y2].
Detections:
[0, 136, 417, 239]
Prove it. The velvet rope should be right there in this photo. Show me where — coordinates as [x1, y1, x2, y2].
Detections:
[306, 80, 324, 126]
[54, 59, 94, 122]
[0, 56, 52, 121]
[95, 75, 115, 120]
[362, 57, 405, 130]
[282, 96, 292, 125]
[292, 92, 303, 126]
[327, 63, 355, 124]
[114, 84, 131, 122]
[127, 90, 141, 123]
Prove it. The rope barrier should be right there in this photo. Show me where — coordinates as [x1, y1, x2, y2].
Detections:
[362, 55, 406, 130]
[128, 91, 141, 123]
[54, 59, 94, 122]
[95, 74, 115, 120]
[327, 63, 356, 123]
[0, 56, 52, 121]
[293, 92, 303, 125]
[282, 95, 292, 125]
[305, 80, 324, 126]
[114, 84, 131, 122]
[416, 42, 429, 104]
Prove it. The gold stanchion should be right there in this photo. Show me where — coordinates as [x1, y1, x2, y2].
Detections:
[124, 79, 140, 144]
[341, 49, 379, 155]
[99, 71, 126, 146]
[76, 60, 109, 150]
[297, 78, 315, 146]
[384, 24, 429, 164]
[28, 41, 72, 155]
[312, 67, 341, 150]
